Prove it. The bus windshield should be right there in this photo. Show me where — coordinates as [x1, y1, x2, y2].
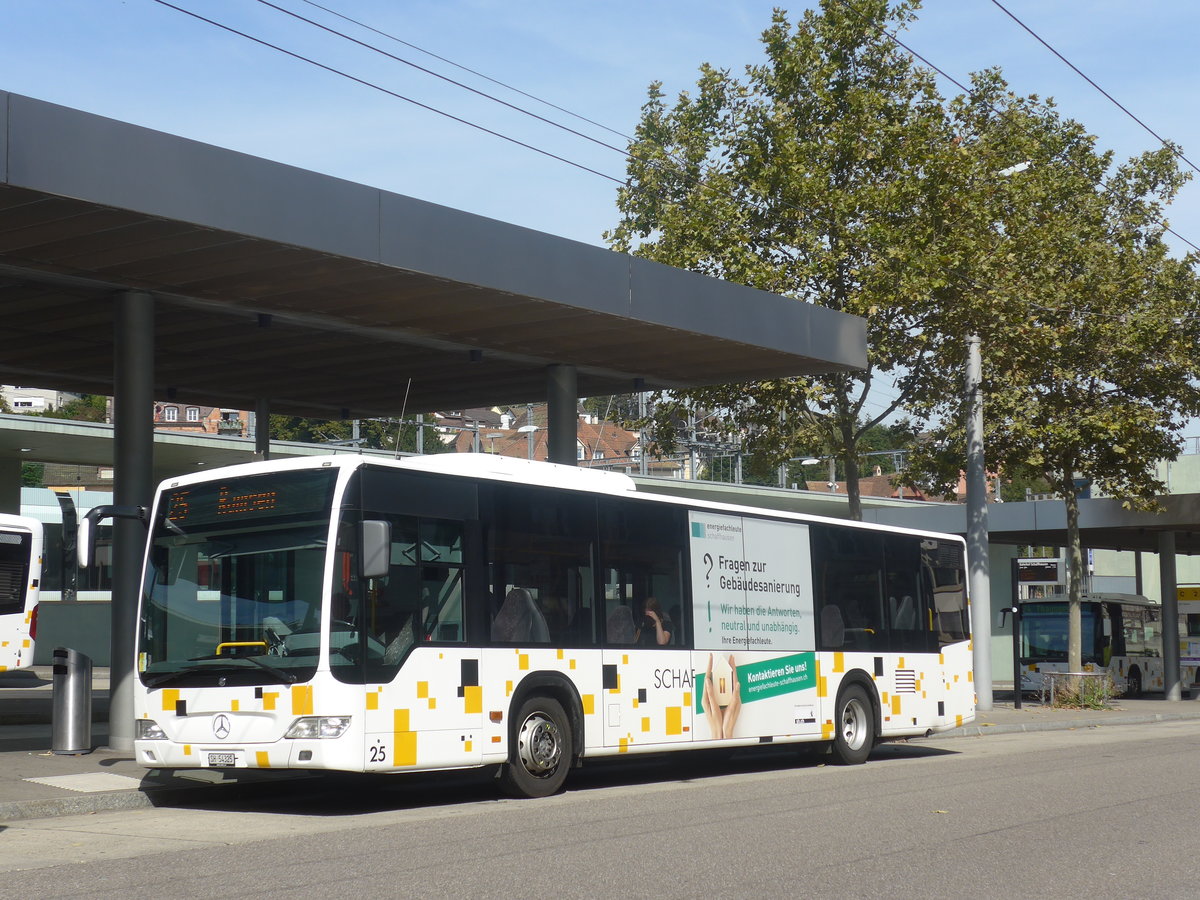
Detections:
[1020, 601, 1105, 664]
[137, 468, 338, 687]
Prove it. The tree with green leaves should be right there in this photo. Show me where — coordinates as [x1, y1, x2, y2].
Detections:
[607, 0, 991, 519]
[34, 394, 108, 422]
[268, 415, 449, 456]
[907, 70, 1200, 673]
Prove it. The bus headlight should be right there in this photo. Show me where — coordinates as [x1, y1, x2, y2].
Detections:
[285, 716, 351, 739]
[136, 719, 168, 740]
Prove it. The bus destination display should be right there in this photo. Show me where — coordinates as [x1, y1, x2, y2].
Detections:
[163, 469, 336, 529]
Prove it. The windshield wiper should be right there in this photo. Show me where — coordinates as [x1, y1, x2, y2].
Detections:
[144, 656, 297, 689]
[186, 653, 298, 684]
[143, 664, 233, 689]
[238, 654, 297, 684]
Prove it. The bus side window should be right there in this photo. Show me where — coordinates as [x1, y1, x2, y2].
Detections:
[0, 532, 32, 616]
[486, 486, 596, 647]
[884, 534, 934, 653]
[812, 526, 886, 651]
[331, 513, 469, 684]
[598, 500, 686, 649]
[922, 540, 968, 647]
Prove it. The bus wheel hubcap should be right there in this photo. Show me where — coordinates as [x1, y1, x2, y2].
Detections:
[517, 712, 561, 775]
[841, 699, 865, 749]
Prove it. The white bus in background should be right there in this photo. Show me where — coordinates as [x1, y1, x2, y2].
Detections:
[1018, 593, 1200, 697]
[0, 513, 42, 671]
[85, 454, 975, 798]
[1176, 586, 1200, 689]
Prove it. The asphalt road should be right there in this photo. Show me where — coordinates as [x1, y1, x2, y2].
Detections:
[2, 722, 1199, 899]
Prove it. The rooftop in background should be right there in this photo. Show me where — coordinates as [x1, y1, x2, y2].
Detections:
[0, 90, 864, 421]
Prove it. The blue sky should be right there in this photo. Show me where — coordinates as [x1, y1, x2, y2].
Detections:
[2, 0, 1197, 257]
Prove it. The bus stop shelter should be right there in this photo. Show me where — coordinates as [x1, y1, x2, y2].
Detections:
[0, 90, 866, 748]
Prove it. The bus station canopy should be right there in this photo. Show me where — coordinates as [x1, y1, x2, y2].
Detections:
[0, 90, 865, 421]
[867, 494, 1200, 556]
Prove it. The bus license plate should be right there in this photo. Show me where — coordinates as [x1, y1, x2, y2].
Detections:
[206, 752, 237, 767]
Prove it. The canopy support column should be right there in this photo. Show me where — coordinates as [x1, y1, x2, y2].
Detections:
[1160, 531, 1181, 701]
[546, 365, 578, 466]
[110, 290, 154, 751]
[0, 457, 20, 514]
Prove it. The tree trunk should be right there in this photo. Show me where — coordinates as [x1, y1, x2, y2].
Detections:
[1064, 485, 1084, 673]
[837, 414, 862, 521]
[844, 446, 862, 520]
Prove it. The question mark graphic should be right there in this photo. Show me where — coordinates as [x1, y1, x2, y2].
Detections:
[703, 552, 715, 631]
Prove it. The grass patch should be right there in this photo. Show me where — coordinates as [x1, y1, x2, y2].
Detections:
[1052, 674, 1117, 709]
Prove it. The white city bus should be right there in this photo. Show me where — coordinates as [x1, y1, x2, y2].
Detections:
[0, 513, 42, 671]
[1018, 593, 1200, 696]
[111, 454, 974, 797]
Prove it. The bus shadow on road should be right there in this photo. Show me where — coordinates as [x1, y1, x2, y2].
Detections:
[150, 740, 960, 817]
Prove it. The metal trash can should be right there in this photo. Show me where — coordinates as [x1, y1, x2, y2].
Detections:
[51, 646, 93, 755]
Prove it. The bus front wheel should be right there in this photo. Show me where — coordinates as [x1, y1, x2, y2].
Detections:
[499, 695, 572, 798]
[830, 684, 875, 765]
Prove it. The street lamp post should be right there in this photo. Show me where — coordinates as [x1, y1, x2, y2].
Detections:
[964, 161, 1028, 712]
[966, 335, 992, 711]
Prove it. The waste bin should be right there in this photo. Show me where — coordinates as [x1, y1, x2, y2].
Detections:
[51, 646, 93, 755]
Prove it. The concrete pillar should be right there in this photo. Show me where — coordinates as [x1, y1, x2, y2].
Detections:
[111, 290, 155, 751]
[546, 365, 578, 466]
[0, 456, 21, 514]
[1160, 531, 1181, 701]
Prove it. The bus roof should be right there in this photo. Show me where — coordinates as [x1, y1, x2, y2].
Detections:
[396, 453, 637, 495]
[153, 453, 965, 546]
[0, 513, 40, 533]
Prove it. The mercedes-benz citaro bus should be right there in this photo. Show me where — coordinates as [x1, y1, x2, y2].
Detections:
[1019, 593, 1200, 696]
[0, 513, 42, 671]
[86, 454, 974, 798]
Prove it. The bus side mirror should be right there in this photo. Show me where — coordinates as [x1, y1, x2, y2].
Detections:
[998, 606, 1017, 628]
[77, 505, 148, 568]
[360, 520, 391, 579]
[77, 516, 94, 569]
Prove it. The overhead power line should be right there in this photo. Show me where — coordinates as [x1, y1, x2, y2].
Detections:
[148, 0, 626, 185]
[293, 0, 634, 144]
[252, 0, 630, 159]
[153, 0, 851, 244]
[155, 0, 1200, 276]
[832, 0, 1200, 255]
[987, 0, 1200, 178]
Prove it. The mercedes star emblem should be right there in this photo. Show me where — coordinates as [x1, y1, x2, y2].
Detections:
[213, 714, 231, 740]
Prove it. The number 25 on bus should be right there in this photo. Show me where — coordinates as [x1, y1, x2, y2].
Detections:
[81, 454, 975, 798]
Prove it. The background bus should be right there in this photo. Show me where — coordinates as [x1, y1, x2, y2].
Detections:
[1018, 593, 1200, 696]
[0, 513, 42, 671]
[1178, 586, 1200, 683]
[110, 454, 975, 797]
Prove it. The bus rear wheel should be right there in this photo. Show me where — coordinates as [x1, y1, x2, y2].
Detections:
[1125, 667, 1143, 699]
[830, 684, 874, 765]
[499, 696, 572, 798]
